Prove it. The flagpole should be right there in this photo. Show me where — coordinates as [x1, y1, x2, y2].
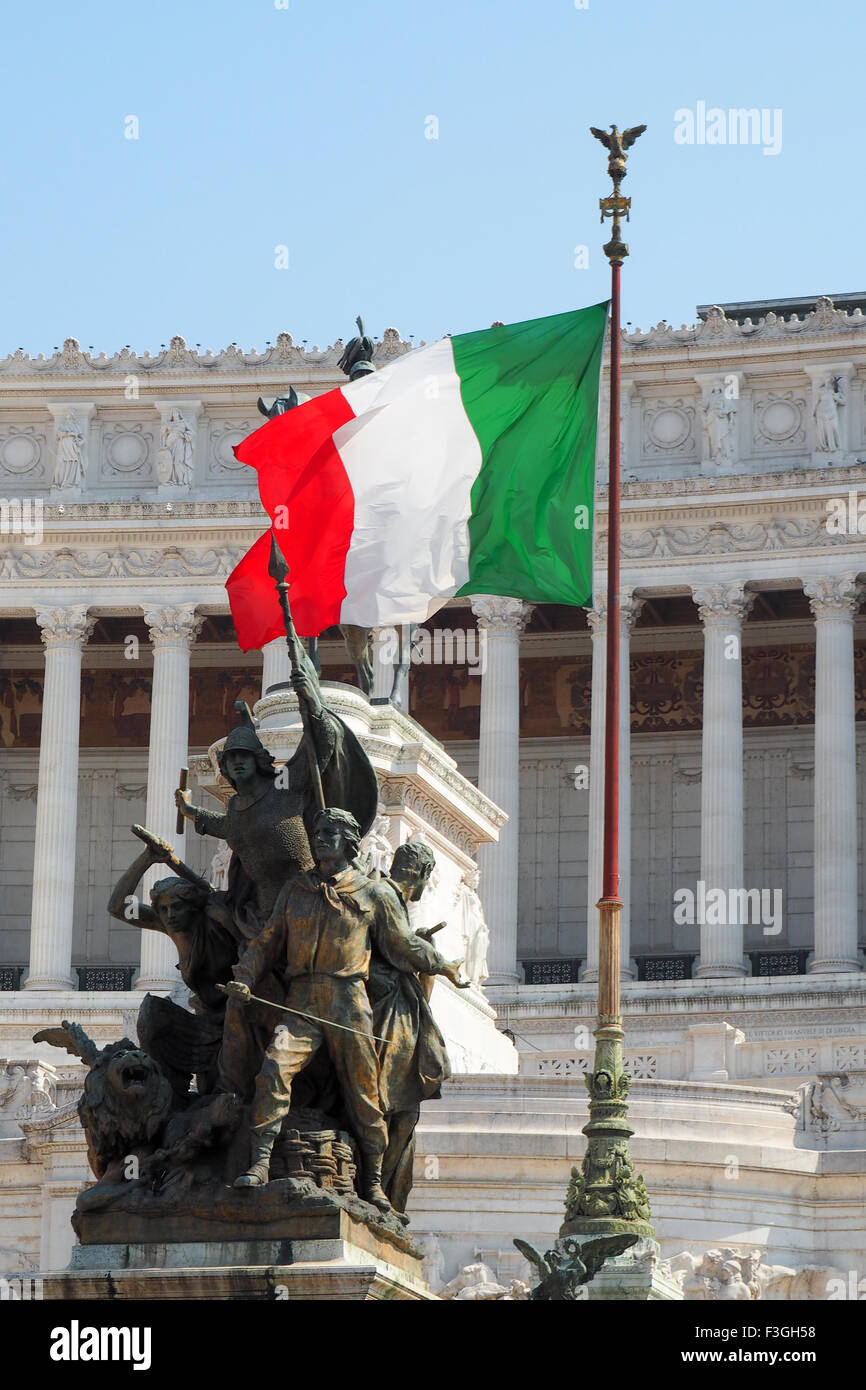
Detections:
[560, 123, 654, 1243]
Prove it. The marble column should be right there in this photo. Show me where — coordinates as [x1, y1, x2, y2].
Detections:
[582, 591, 642, 983]
[136, 604, 203, 991]
[24, 606, 94, 990]
[470, 596, 532, 985]
[805, 574, 863, 973]
[693, 582, 754, 978]
[261, 637, 292, 695]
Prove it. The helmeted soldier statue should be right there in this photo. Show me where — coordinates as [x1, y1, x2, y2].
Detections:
[367, 840, 461, 1215]
[175, 658, 378, 1099]
[222, 806, 466, 1212]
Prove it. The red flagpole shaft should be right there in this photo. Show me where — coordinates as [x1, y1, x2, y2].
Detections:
[602, 259, 621, 903]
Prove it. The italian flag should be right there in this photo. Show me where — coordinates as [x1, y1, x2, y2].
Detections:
[227, 302, 607, 647]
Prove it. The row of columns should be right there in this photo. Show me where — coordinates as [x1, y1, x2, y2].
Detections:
[15, 574, 865, 990]
[24, 603, 202, 991]
[472, 577, 865, 986]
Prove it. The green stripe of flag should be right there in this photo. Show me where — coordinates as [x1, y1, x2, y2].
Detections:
[453, 301, 608, 607]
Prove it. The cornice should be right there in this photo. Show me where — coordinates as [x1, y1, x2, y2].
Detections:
[40, 499, 265, 522]
[610, 461, 866, 503]
[0, 330, 417, 384]
[6, 302, 863, 383]
[492, 976, 866, 1020]
[618, 297, 866, 354]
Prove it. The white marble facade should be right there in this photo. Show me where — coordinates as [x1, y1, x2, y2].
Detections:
[3, 301, 866, 1288]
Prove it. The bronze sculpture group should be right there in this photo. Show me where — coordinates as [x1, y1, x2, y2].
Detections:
[37, 608, 467, 1234]
[34, 324, 472, 1241]
[31, 316, 640, 1295]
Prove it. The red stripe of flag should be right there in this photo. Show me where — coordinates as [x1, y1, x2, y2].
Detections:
[226, 530, 285, 652]
[227, 388, 357, 645]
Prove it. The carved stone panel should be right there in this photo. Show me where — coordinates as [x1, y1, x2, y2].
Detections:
[752, 389, 807, 453]
[206, 417, 261, 477]
[0, 424, 48, 487]
[641, 398, 697, 460]
[99, 418, 155, 484]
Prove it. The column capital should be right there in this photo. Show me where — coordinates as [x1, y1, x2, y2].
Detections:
[470, 595, 532, 635]
[693, 582, 755, 626]
[35, 604, 95, 650]
[804, 573, 864, 621]
[620, 593, 645, 633]
[144, 603, 204, 647]
[586, 590, 644, 634]
[585, 601, 606, 633]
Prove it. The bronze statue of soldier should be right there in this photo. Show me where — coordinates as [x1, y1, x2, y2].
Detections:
[107, 826, 239, 1097]
[173, 690, 322, 1099]
[367, 840, 465, 1217]
[221, 806, 466, 1212]
[174, 660, 378, 1100]
[176, 671, 325, 940]
[176, 661, 377, 941]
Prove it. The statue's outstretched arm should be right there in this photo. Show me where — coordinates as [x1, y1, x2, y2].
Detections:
[107, 848, 159, 929]
[174, 786, 229, 841]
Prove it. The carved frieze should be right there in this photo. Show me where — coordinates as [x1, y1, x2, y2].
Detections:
[0, 544, 246, 580]
[765, 1046, 817, 1075]
[668, 1247, 840, 1300]
[788, 1070, 866, 1143]
[0, 1061, 56, 1123]
[618, 514, 853, 560]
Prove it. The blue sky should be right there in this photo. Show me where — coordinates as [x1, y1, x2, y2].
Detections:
[1, 0, 862, 355]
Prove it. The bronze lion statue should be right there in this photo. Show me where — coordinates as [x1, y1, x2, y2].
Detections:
[33, 1020, 173, 1182]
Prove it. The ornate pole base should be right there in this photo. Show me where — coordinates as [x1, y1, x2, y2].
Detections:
[559, 1014, 654, 1240]
[560, 893, 655, 1242]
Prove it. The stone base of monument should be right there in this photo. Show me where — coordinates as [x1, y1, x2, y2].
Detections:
[581, 1237, 683, 1301]
[39, 1201, 436, 1301]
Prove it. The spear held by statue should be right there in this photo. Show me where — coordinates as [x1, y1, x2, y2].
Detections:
[268, 529, 326, 813]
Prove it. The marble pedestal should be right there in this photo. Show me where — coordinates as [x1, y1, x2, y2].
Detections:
[40, 1204, 436, 1301]
[581, 1238, 683, 1301]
